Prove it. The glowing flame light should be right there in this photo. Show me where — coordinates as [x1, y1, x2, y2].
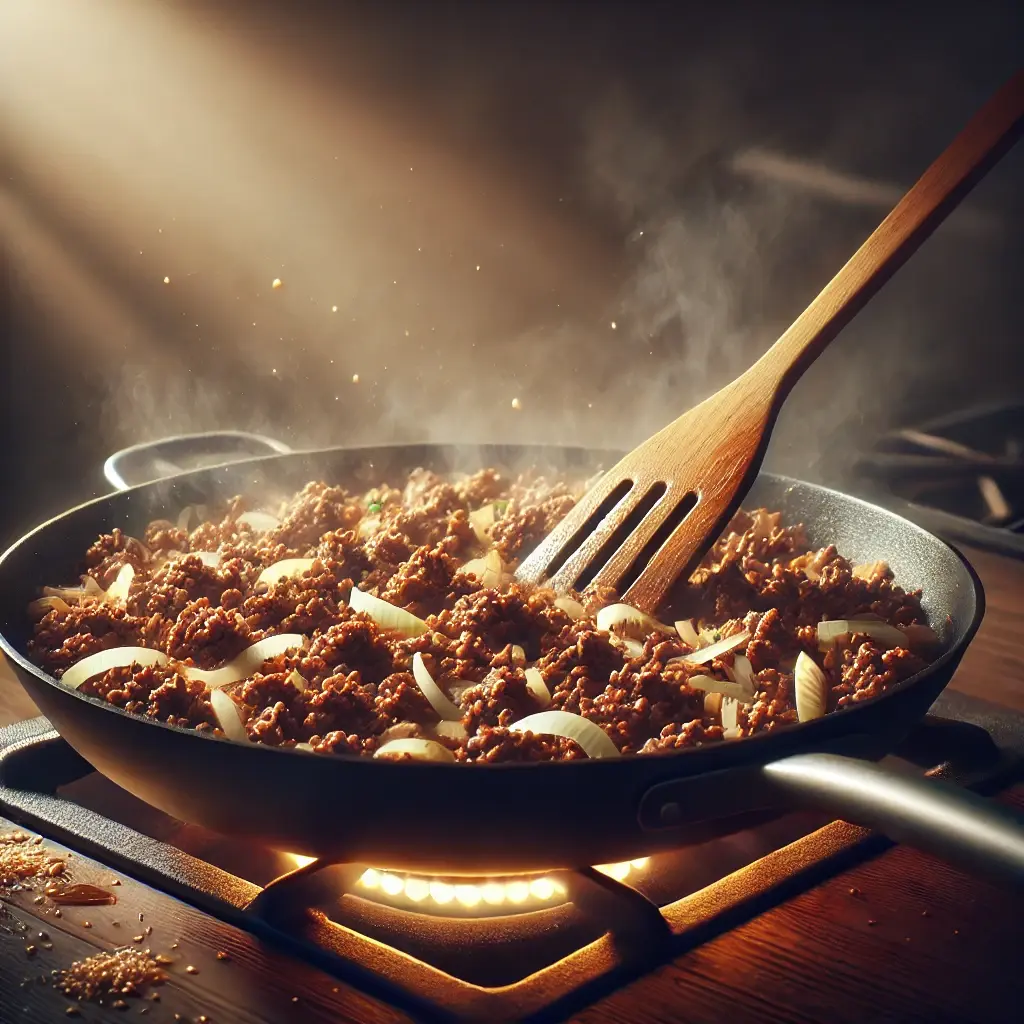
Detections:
[350, 858, 650, 911]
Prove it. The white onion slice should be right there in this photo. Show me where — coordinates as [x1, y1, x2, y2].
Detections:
[237, 511, 281, 532]
[461, 550, 505, 588]
[210, 688, 248, 742]
[295, 741, 314, 752]
[256, 558, 317, 589]
[901, 623, 941, 649]
[618, 638, 646, 659]
[61, 647, 170, 690]
[411, 652, 462, 722]
[187, 634, 308, 689]
[596, 603, 672, 639]
[723, 654, 756, 698]
[468, 505, 496, 544]
[286, 668, 308, 693]
[554, 596, 586, 620]
[674, 630, 750, 666]
[720, 695, 741, 732]
[28, 596, 72, 617]
[510, 711, 620, 759]
[794, 651, 829, 722]
[510, 645, 527, 666]
[429, 720, 469, 744]
[524, 667, 551, 708]
[816, 619, 907, 651]
[186, 551, 222, 567]
[374, 738, 456, 762]
[349, 587, 429, 638]
[686, 674, 754, 703]
[674, 619, 700, 647]
[104, 564, 135, 604]
[43, 576, 105, 604]
[357, 515, 381, 540]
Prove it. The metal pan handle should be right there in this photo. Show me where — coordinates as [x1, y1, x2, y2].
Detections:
[103, 431, 292, 491]
[762, 753, 1024, 888]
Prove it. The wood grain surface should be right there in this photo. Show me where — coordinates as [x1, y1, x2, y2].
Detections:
[1, 544, 1023, 1023]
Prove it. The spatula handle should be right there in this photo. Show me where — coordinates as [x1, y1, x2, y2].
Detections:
[753, 70, 1024, 401]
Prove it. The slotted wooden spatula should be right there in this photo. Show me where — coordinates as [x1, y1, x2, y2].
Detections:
[517, 71, 1024, 613]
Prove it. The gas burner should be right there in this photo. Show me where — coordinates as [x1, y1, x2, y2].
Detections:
[856, 402, 1024, 558]
[2, 691, 1023, 1023]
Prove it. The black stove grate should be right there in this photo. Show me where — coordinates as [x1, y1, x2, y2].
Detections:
[857, 402, 1024, 559]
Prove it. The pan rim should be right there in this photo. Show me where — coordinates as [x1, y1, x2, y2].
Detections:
[0, 443, 986, 772]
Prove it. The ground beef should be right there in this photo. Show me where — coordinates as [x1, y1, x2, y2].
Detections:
[80, 663, 216, 730]
[457, 727, 587, 763]
[300, 619, 395, 686]
[128, 555, 250, 621]
[491, 494, 576, 561]
[29, 605, 149, 675]
[165, 599, 253, 668]
[27, 465, 936, 763]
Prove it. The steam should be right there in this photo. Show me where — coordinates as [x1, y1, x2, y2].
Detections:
[1, 0, 1021, 515]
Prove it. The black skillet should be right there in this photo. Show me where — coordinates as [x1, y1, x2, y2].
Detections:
[2, 434, 1024, 884]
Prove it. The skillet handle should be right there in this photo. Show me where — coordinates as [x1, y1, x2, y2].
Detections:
[103, 431, 292, 491]
[763, 753, 1024, 889]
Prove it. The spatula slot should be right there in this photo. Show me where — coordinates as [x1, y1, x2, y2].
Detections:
[574, 482, 668, 591]
[618, 490, 699, 593]
[543, 478, 634, 580]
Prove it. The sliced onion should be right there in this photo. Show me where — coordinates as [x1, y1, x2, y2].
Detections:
[596, 603, 672, 639]
[524, 667, 551, 708]
[617, 637, 646, 659]
[379, 721, 424, 743]
[209, 688, 248, 742]
[186, 551, 222, 567]
[374, 738, 456, 762]
[901, 623, 941, 649]
[724, 654, 756, 698]
[104, 564, 135, 604]
[720, 695, 741, 732]
[510, 645, 527, 667]
[686, 674, 754, 703]
[237, 511, 281, 532]
[510, 710, 620, 759]
[461, 549, 505, 588]
[674, 619, 700, 647]
[256, 558, 317, 589]
[43, 576, 105, 604]
[852, 561, 889, 581]
[429, 720, 469, 744]
[468, 505, 496, 544]
[61, 647, 170, 690]
[554, 596, 586, 620]
[411, 652, 462, 722]
[295, 741, 314, 752]
[176, 505, 198, 531]
[28, 596, 72, 617]
[794, 651, 829, 722]
[816, 619, 907, 651]
[357, 515, 381, 540]
[673, 630, 750, 666]
[349, 587, 429, 638]
[187, 634, 308, 689]
[286, 668, 308, 693]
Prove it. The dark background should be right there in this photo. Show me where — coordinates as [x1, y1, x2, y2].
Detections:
[1, 0, 1022, 544]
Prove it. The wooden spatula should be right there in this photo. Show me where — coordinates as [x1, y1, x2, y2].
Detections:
[517, 71, 1024, 613]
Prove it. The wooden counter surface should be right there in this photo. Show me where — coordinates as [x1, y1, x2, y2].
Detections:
[1, 545, 1022, 1023]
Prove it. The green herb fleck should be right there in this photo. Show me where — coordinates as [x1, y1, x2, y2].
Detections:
[367, 502, 382, 514]
[493, 500, 509, 517]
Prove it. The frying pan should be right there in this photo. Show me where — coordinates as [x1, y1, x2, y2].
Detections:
[2, 434, 1024, 884]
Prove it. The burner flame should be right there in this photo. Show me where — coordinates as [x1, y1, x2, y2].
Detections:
[282, 855, 650, 913]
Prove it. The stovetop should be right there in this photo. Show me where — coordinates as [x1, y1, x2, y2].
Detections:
[856, 403, 1024, 560]
[2, 689, 1023, 1023]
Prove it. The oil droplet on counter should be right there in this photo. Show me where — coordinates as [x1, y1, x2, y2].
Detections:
[352, 374, 360, 384]
[511, 397, 521, 411]
[272, 278, 283, 289]
[163, 276, 170, 284]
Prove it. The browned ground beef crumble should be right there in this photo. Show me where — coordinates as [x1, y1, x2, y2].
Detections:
[26, 469, 934, 762]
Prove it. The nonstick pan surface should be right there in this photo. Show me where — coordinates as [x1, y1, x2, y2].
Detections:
[0, 444, 1002, 875]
